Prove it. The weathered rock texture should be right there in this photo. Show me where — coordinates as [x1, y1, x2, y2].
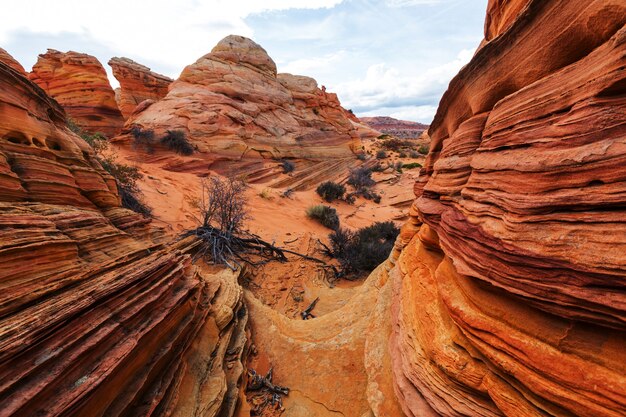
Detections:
[108, 57, 173, 118]
[389, 0, 626, 416]
[29, 49, 124, 137]
[0, 60, 246, 416]
[360, 116, 429, 139]
[0, 48, 26, 76]
[123, 35, 360, 159]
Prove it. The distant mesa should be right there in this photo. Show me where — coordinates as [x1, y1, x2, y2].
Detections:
[360, 116, 428, 138]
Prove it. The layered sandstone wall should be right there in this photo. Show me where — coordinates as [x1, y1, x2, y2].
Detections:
[387, 0, 626, 416]
[29, 49, 124, 137]
[0, 61, 246, 417]
[0, 48, 26, 76]
[123, 35, 361, 159]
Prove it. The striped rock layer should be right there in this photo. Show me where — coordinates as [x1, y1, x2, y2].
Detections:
[386, 1, 626, 416]
[0, 60, 247, 416]
[29, 49, 125, 137]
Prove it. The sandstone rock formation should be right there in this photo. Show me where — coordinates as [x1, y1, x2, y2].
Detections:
[0, 60, 246, 416]
[360, 116, 429, 139]
[0, 48, 26, 76]
[108, 57, 173, 118]
[388, 0, 626, 416]
[123, 35, 360, 159]
[29, 49, 124, 137]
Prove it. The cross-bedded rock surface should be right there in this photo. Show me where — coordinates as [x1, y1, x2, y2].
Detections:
[108, 57, 173, 119]
[0, 60, 247, 417]
[29, 49, 125, 137]
[388, 0, 626, 416]
[122, 35, 361, 160]
[0, 48, 26, 76]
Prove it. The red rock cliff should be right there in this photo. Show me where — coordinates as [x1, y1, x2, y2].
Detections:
[0, 48, 26, 76]
[123, 35, 360, 159]
[387, 0, 626, 416]
[108, 57, 173, 118]
[29, 49, 124, 137]
[0, 60, 246, 416]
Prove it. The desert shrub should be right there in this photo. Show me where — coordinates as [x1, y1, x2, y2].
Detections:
[418, 144, 430, 155]
[376, 150, 387, 159]
[282, 188, 294, 198]
[371, 163, 384, 172]
[380, 138, 414, 152]
[281, 160, 295, 173]
[130, 126, 156, 153]
[356, 153, 367, 161]
[394, 161, 403, 172]
[259, 188, 273, 200]
[409, 150, 420, 158]
[70, 120, 151, 216]
[403, 162, 422, 170]
[347, 167, 380, 203]
[377, 134, 391, 140]
[399, 152, 407, 158]
[329, 221, 400, 274]
[98, 155, 151, 216]
[160, 129, 193, 155]
[306, 205, 340, 230]
[316, 181, 346, 202]
[347, 167, 375, 189]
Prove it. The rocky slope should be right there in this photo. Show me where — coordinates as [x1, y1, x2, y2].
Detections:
[29, 49, 124, 137]
[388, 0, 626, 416]
[0, 60, 246, 416]
[122, 35, 361, 160]
[0, 48, 26, 76]
[360, 116, 428, 139]
[108, 57, 173, 118]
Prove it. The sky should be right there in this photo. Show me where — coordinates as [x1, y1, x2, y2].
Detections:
[2, 0, 488, 124]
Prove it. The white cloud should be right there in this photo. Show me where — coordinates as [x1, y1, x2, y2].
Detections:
[332, 48, 474, 121]
[279, 51, 346, 75]
[386, 0, 446, 6]
[1, 0, 344, 73]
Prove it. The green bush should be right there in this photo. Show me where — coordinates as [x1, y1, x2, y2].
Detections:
[376, 150, 387, 159]
[160, 130, 193, 155]
[329, 221, 399, 274]
[306, 205, 340, 230]
[130, 126, 156, 153]
[347, 167, 375, 189]
[281, 160, 295, 173]
[403, 162, 422, 169]
[70, 120, 151, 217]
[418, 144, 430, 155]
[380, 138, 414, 152]
[316, 181, 346, 202]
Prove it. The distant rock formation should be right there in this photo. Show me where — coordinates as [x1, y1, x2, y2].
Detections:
[108, 57, 173, 118]
[29, 49, 124, 137]
[123, 35, 361, 159]
[360, 116, 428, 138]
[0, 48, 26, 76]
[387, 0, 626, 416]
[0, 60, 246, 416]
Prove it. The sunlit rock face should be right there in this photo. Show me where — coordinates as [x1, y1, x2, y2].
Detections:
[29, 49, 125, 137]
[0, 48, 26, 76]
[387, 1, 626, 416]
[0, 61, 247, 417]
[123, 35, 361, 160]
[108, 57, 173, 118]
